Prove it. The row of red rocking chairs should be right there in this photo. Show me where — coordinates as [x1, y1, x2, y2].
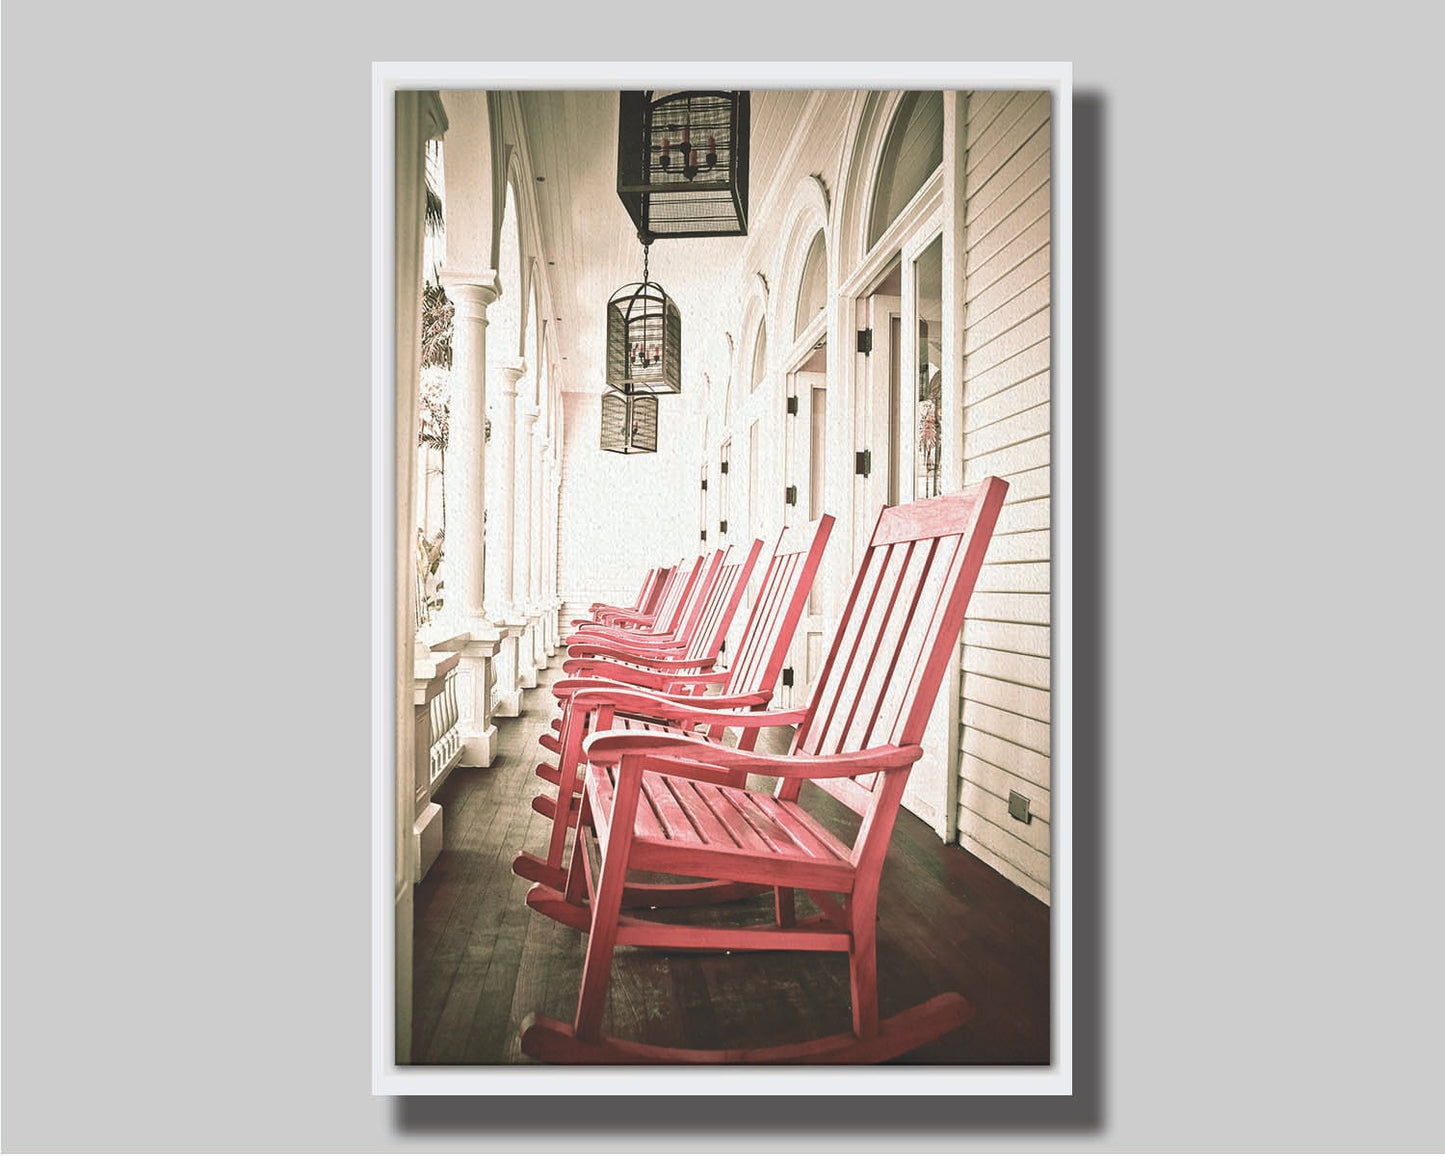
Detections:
[511, 476, 1010, 1064]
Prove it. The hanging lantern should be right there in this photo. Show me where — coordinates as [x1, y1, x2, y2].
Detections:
[599, 387, 658, 455]
[617, 90, 750, 239]
[606, 242, 682, 394]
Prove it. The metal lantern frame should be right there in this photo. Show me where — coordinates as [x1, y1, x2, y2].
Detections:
[606, 254, 682, 395]
[617, 90, 751, 240]
[599, 386, 659, 455]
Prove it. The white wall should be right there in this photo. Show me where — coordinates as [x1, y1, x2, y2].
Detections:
[557, 388, 702, 612]
[956, 90, 1054, 903]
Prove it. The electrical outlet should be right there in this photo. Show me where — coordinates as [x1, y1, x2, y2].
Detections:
[1008, 790, 1031, 825]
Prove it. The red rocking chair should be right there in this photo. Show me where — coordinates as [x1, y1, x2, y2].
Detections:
[518, 478, 1008, 1064]
[565, 550, 720, 651]
[568, 554, 699, 636]
[514, 517, 833, 894]
[565, 540, 761, 674]
[585, 564, 671, 626]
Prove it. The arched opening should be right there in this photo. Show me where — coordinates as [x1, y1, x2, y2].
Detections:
[493, 177, 522, 354]
[523, 275, 538, 403]
[866, 91, 943, 250]
[792, 229, 827, 340]
[416, 137, 450, 626]
[749, 319, 767, 393]
[485, 174, 523, 639]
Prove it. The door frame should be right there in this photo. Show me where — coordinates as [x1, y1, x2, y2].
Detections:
[833, 180, 962, 840]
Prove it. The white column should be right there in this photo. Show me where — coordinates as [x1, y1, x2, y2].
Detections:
[439, 273, 503, 766]
[514, 404, 539, 688]
[486, 361, 522, 617]
[488, 359, 526, 715]
[531, 431, 551, 667]
[548, 462, 562, 652]
[439, 277, 497, 624]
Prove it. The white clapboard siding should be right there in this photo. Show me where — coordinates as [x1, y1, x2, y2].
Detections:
[962, 403, 1050, 459]
[962, 753, 1051, 823]
[976, 529, 1050, 566]
[964, 281, 1051, 358]
[1001, 464, 1050, 502]
[964, 670, 1052, 722]
[964, 208, 1051, 285]
[965, 372, 1050, 433]
[992, 494, 1051, 533]
[960, 780, 1050, 855]
[965, 183, 1051, 278]
[963, 726, 1050, 789]
[966, 134, 1050, 231]
[963, 437, 1050, 486]
[957, 89, 1052, 904]
[962, 643, 1051, 689]
[963, 341, 1051, 407]
[968, 247, 1050, 325]
[964, 92, 1048, 196]
[956, 805, 1051, 905]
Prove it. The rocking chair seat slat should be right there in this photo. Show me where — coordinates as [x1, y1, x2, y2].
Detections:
[587, 764, 856, 893]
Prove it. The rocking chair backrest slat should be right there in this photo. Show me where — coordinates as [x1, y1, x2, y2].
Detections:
[629, 568, 654, 613]
[685, 540, 764, 661]
[652, 555, 700, 635]
[724, 515, 835, 698]
[670, 550, 724, 643]
[791, 480, 1008, 812]
[637, 565, 670, 616]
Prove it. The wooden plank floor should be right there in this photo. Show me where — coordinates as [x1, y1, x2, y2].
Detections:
[412, 657, 1051, 1065]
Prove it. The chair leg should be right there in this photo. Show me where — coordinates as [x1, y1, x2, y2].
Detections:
[572, 760, 643, 1044]
[848, 898, 879, 1040]
[564, 792, 593, 905]
[774, 886, 796, 928]
[545, 707, 588, 871]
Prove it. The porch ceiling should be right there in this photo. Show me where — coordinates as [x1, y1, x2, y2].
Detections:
[517, 89, 814, 396]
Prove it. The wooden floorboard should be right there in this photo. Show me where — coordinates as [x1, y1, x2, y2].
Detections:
[411, 657, 1051, 1065]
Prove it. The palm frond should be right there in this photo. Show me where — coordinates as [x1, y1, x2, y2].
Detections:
[424, 185, 445, 238]
[421, 282, 454, 370]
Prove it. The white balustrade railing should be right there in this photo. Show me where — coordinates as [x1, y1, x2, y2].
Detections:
[428, 662, 462, 785]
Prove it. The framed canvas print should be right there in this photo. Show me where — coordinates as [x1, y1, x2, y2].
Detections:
[372, 61, 1072, 1095]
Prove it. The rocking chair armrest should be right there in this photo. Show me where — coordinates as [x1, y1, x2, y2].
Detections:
[551, 676, 773, 712]
[659, 669, 732, 692]
[585, 728, 923, 780]
[595, 608, 658, 628]
[565, 645, 712, 671]
[557, 659, 678, 691]
[566, 639, 690, 660]
[566, 626, 681, 648]
[570, 685, 809, 731]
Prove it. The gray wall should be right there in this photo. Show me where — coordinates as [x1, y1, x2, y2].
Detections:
[5, 2, 1443, 1151]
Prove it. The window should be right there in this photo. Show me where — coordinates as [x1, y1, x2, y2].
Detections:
[750, 320, 767, 392]
[793, 230, 827, 339]
[866, 92, 943, 249]
[914, 236, 943, 499]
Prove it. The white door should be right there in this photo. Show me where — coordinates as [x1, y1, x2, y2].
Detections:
[852, 280, 901, 567]
[781, 345, 828, 708]
[854, 245, 953, 837]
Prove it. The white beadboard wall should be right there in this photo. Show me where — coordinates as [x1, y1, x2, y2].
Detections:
[957, 89, 1053, 905]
